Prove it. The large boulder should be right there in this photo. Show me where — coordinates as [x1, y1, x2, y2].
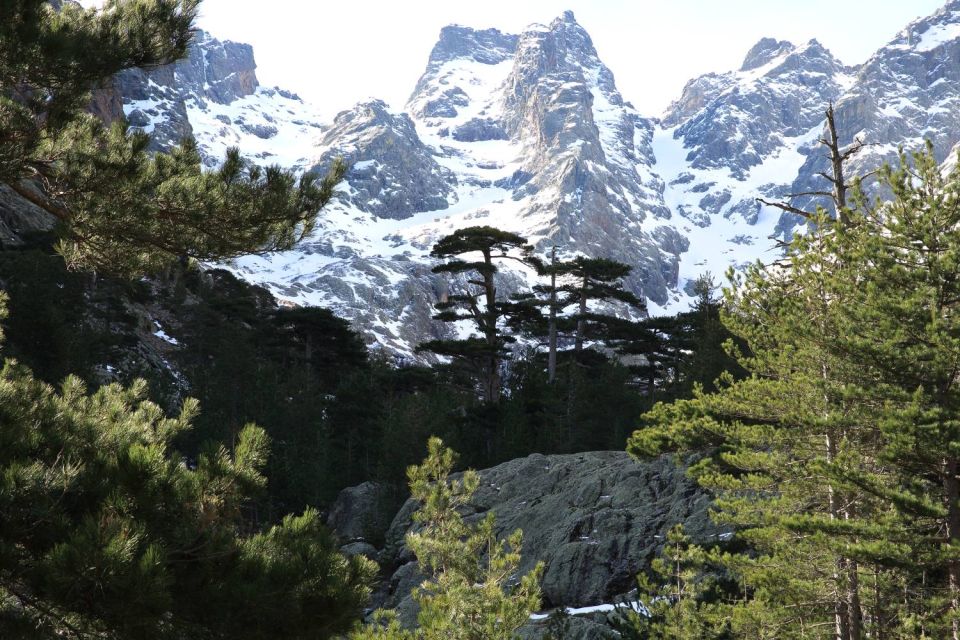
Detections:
[324, 481, 394, 548]
[332, 450, 719, 636]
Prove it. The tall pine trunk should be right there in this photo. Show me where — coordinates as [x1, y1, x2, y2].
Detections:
[482, 249, 501, 404]
[827, 430, 851, 640]
[574, 275, 588, 354]
[944, 456, 960, 640]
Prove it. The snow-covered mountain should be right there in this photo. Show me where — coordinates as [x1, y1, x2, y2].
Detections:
[651, 36, 855, 294]
[111, 3, 960, 355]
[787, 0, 960, 220]
[112, 29, 326, 170]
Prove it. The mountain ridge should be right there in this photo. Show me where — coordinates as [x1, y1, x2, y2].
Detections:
[107, 4, 960, 355]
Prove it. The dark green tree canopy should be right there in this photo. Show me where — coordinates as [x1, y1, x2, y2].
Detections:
[554, 256, 642, 306]
[628, 146, 960, 638]
[429, 225, 533, 264]
[0, 3, 374, 637]
[0, 355, 375, 638]
[422, 226, 536, 404]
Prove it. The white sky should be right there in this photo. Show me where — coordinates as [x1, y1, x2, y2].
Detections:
[88, 1, 948, 120]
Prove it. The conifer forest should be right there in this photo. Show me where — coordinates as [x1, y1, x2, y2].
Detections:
[4, 1, 960, 638]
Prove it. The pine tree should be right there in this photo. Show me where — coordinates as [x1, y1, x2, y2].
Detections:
[2, 0, 344, 275]
[419, 226, 535, 404]
[822, 144, 960, 638]
[351, 437, 543, 640]
[620, 274, 745, 401]
[1, 3, 375, 636]
[553, 257, 646, 355]
[626, 148, 960, 637]
[0, 293, 375, 637]
[620, 525, 732, 640]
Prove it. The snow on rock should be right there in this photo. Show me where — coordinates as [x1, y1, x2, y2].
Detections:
[110, 4, 960, 354]
[784, 0, 960, 235]
[529, 600, 648, 621]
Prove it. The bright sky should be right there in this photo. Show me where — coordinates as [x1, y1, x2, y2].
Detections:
[89, 0, 948, 120]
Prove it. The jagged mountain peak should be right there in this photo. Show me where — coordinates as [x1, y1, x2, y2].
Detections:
[663, 37, 848, 129]
[425, 24, 518, 67]
[782, 0, 960, 235]
[649, 24, 857, 300]
[333, 98, 394, 123]
[406, 24, 518, 121]
[106, 4, 960, 352]
[742, 37, 847, 81]
[885, 0, 960, 53]
[547, 9, 589, 33]
[533, 9, 600, 58]
[740, 37, 795, 71]
[309, 98, 456, 220]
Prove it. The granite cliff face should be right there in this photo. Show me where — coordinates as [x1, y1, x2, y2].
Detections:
[229, 10, 685, 353]
[107, 4, 960, 354]
[649, 37, 856, 287]
[783, 1, 960, 231]
[114, 30, 325, 169]
[308, 100, 457, 220]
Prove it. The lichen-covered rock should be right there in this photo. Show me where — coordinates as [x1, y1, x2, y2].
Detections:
[339, 450, 718, 635]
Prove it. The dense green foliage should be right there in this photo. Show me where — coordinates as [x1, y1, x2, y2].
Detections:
[420, 226, 536, 404]
[0, 238, 735, 520]
[619, 525, 734, 639]
[0, 347, 374, 637]
[352, 438, 542, 640]
[0, 3, 763, 638]
[629, 145, 960, 638]
[0, 2, 373, 637]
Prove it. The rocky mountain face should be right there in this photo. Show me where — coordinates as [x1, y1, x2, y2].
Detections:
[325, 452, 719, 639]
[113, 29, 325, 169]
[108, 3, 960, 354]
[227, 11, 684, 355]
[785, 0, 960, 228]
[652, 37, 856, 289]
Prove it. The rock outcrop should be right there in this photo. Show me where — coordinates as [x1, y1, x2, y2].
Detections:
[307, 100, 457, 220]
[327, 451, 719, 637]
[113, 29, 325, 169]
[0, 185, 56, 248]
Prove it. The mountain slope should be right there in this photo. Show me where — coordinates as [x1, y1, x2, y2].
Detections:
[228, 12, 685, 351]
[108, 4, 960, 351]
[784, 0, 960, 226]
[647, 38, 856, 303]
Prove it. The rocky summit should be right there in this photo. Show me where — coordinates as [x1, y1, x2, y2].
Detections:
[107, 4, 960, 356]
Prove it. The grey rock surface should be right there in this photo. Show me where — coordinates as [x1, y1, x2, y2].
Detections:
[325, 481, 394, 546]
[781, 0, 960, 235]
[112, 30, 259, 151]
[0, 185, 56, 248]
[307, 100, 457, 220]
[337, 451, 717, 633]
